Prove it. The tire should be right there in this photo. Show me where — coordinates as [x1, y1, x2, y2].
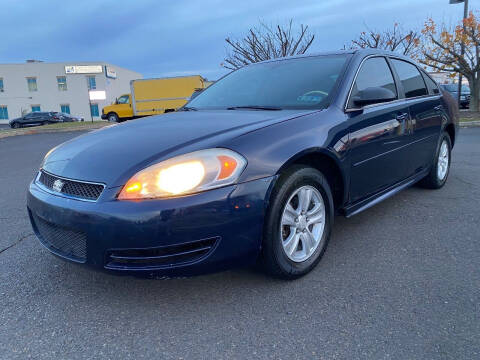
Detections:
[419, 132, 452, 189]
[260, 166, 334, 279]
[11, 122, 20, 129]
[107, 113, 119, 122]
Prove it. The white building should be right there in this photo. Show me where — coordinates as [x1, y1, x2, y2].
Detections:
[0, 60, 142, 124]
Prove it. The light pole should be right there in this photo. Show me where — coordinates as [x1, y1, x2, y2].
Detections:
[450, 0, 469, 108]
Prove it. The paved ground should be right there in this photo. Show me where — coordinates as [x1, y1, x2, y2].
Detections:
[0, 129, 479, 359]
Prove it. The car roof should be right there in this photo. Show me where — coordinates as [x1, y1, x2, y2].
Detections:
[253, 48, 414, 65]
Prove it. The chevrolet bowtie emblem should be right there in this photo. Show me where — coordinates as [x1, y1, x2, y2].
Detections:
[52, 179, 65, 192]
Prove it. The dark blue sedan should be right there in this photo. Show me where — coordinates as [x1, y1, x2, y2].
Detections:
[27, 49, 459, 279]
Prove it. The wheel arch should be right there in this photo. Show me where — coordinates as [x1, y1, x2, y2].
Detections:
[444, 123, 456, 148]
[276, 148, 347, 211]
[106, 112, 119, 119]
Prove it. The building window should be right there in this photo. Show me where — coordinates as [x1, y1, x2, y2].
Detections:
[87, 76, 96, 90]
[27, 77, 37, 92]
[57, 76, 67, 91]
[31, 105, 41, 112]
[60, 104, 70, 114]
[0, 106, 8, 119]
[90, 103, 99, 117]
[0, 78, 4, 92]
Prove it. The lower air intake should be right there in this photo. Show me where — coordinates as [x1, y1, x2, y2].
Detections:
[105, 237, 219, 270]
[31, 212, 87, 262]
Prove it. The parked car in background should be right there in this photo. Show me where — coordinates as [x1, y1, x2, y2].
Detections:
[440, 84, 470, 108]
[55, 112, 84, 122]
[28, 49, 458, 279]
[9, 112, 62, 128]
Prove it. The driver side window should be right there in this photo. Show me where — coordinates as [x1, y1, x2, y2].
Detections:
[348, 57, 397, 108]
[117, 95, 129, 104]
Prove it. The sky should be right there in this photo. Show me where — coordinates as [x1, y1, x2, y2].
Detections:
[1, 0, 479, 80]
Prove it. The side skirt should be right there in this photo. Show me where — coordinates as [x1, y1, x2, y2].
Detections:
[343, 169, 429, 218]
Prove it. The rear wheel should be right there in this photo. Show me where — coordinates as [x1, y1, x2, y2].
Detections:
[260, 166, 334, 279]
[419, 132, 452, 189]
[107, 113, 119, 122]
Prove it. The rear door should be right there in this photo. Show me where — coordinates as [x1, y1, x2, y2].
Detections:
[23, 113, 38, 125]
[347, 56, 413, 203]
[390, 59, 443, 175]
[35, 112, 48, 124]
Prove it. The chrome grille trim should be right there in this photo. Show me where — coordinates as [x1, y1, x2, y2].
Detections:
[36, 170, 105, 202]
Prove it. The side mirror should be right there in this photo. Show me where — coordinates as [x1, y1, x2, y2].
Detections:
[352, 87, 396, 107]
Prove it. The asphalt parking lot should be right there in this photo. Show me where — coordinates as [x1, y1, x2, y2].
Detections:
[1, 129, 479, 359]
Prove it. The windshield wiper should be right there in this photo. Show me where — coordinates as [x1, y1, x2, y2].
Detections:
[226, 106, 282, 111]
[180, 106, 198, 111]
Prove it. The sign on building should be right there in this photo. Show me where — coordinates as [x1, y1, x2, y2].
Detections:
[89, 90, 107, 101]
[65, 65, 103, 74]
[105, 66, 117, 79]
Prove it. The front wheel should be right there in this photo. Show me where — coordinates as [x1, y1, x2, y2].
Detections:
[419, 132, 452, 189]
[11, 122, 20, 129]
[107, 113, 119, 122]
[260, 166, 334, 279]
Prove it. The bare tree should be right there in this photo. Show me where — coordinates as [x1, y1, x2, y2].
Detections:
[421, 13, 480, 111]
[223, 20, 315, 70]
[350, 23, 422, 57]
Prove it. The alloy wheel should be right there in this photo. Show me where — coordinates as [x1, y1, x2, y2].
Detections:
[280, 185, 326, 262]
[437, 140, 449, 181]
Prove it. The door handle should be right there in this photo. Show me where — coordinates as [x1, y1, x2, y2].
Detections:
[434, 105, 443, 111]
[396, 113, 408, 121]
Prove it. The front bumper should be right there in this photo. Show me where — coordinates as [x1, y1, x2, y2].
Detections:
[101, 114, 108, 120]
[27, 176, 276, 277]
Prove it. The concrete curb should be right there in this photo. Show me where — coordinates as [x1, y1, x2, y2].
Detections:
[460, 120, 480, 128]
[0, 123, 111, 139]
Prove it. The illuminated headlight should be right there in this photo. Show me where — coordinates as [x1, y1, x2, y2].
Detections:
[118, 148, 247, 200]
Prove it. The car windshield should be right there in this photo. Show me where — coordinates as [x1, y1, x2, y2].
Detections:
[187, 54, 350, 110]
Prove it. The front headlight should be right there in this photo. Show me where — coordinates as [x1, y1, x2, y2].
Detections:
[117, 148, 247, 200]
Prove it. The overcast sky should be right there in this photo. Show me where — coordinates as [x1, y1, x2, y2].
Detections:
[1, 0, 478, 80]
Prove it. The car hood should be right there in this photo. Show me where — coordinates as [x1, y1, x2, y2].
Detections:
[43, 109, 316, 187]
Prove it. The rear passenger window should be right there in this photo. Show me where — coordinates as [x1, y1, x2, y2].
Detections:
[422, 72, 440, 95]
[349, 57, 396, 108]
[391, 59, 428, 98]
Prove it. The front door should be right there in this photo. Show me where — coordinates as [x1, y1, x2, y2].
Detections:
[346, 56, 412, 203]
[115, 94, 133, 118]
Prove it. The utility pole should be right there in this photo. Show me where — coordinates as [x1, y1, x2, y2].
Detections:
[450, 0, 469, 108]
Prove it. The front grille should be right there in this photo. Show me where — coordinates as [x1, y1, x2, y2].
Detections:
[31, 212, 87, 262]
[105, 237, 219, 270]
[38, 170, 104, 201]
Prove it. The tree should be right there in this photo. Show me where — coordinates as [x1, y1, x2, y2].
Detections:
[222, 20, 315, 70]
[421, 12, 480, 111]
[349, 23, 422, 57]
